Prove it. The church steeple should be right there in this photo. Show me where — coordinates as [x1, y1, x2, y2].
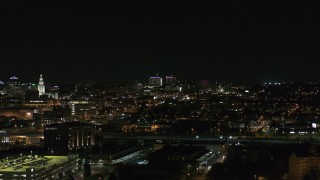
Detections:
[38, 74, 45, 96]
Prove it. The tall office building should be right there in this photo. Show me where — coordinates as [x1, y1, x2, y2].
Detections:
[149, 76, 163, 86]
[7, 76, 21, 89]
[165, 75, 176, 86]
[44, 122, 95, 154]
[38, 74, 45, 96]
[200, 80, 211, 88]
[6, 76, 23, 95]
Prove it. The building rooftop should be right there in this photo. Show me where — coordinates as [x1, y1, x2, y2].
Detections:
[0, 156, 69, 172]
[150, 146, 208, 159]
[45, 121, 93, 128]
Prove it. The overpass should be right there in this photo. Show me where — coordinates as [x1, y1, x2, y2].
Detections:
[102, 133, 314, 145]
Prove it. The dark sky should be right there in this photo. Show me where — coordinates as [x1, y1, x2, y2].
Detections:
[0, 1, 319, 83]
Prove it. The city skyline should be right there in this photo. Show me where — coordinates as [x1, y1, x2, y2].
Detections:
[1, 2, 320, 179]
[0, 73, 318, 85]
[0, 1, 319, 83]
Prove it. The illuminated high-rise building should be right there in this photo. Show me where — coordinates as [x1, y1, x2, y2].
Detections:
[38, 74, 45, 96]
[7, 76, 20, 88]
[165, 75, 176, 86]
[149, 76, 163, 86]
[6, 76, 23, 95]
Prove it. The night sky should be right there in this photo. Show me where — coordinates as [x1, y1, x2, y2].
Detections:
[0, 1, 319, 83]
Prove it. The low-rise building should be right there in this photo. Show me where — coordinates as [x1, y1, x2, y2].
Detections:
[0, 133, 43, 145]
[289, 153, 320, 180]
[89, 145, 141, 165]
[0, 155, 79, 180]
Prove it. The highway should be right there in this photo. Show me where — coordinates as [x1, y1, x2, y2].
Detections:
[102, 133, 317, 145]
